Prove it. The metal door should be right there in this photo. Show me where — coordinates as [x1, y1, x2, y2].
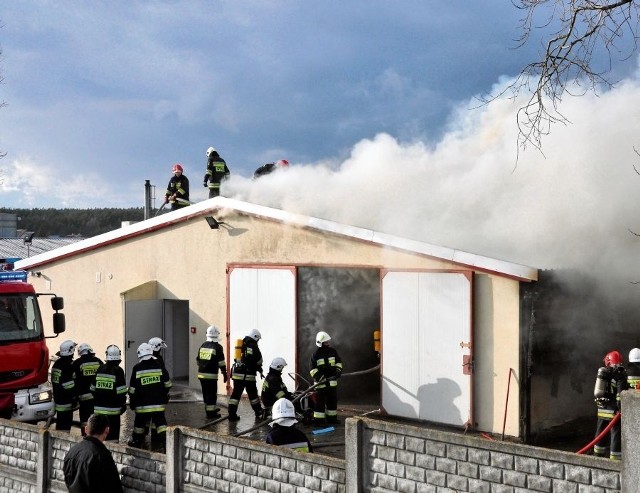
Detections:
[229, 267, 296, 377]
[381, 271, 472, 426]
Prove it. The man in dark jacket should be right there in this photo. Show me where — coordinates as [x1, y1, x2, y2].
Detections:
[196, 325, 228, 418]
[164, 163, 190, 210]
[51, 339, 78, 431]
[72, 343, 103, 436]
[91, 344, 127, 441]
[309, 331, 343, 425]
[127, 342, 172, 449]
[261, 357, 293, 409]
[63, 413, 124, 493]
[203, 146, 230, 198]
[253, 159, 289, 180]
[228, 329, 264, 421]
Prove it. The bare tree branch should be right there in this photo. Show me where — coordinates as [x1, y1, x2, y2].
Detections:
[505, 0, 640, 152]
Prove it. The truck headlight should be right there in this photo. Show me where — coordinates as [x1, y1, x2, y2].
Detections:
[29, 389, 52, 404]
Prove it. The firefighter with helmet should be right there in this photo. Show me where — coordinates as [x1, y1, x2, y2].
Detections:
[148, 337, 167, 370]
[91, 345, 128, 441]
[265, 397, 313, 453]
[253, 159, 289, 180]
[203, 146, 230, 198]
[262, 357, 294, 410]
[127, 342, 172, 449]
[51, 340, 78, 431]
[593, 350, 628, 460]
[228, 329, 264, 421]
[309, 331, 343, 425]
[164, 163, 190, 210]
[72, 343, 103, 435]
[196, 325, 228, 419]
[627, 348, 640, 389]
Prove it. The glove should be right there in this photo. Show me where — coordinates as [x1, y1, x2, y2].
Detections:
[595, 397, 609, 407]
[203, 182, 208, 188]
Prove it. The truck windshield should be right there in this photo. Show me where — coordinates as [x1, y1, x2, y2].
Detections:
[0, 294, 43, 344]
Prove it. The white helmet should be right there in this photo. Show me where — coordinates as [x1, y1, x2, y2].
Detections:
[270, 397, 297, 427]
[77, 343, 94, 356]
[316, 331, 331, 347]
[248, 329, 261, 342]
[630, 348, 640, 363]
[105, 344, 122, 361]
[270, 357, 287, 371]
[137, 342, 154, 361]
[206, 146, 216, 157]
[149, 337, 167, 352]
[206, 325, 220, 342]
[58, 340, 77, 357]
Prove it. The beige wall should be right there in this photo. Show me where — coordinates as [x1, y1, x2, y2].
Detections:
[28, 211, 524, 436]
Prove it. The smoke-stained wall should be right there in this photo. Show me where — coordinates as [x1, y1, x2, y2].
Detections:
[296, 267, 380, 405]
[521, 269, 640, 444]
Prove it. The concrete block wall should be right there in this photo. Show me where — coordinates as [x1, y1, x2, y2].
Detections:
[0, 420, 39, 493]
[168, 426, 346, 493]
[348, 418, 621, 493]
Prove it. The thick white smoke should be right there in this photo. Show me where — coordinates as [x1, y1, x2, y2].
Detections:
[224, 76, 640, 293]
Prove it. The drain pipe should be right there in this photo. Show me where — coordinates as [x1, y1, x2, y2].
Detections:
[502, 368, 516, 441]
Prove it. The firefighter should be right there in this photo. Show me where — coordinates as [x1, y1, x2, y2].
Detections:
[228, 329, 264, 421]
[148, 337, 167, 370]
[127, 342, 172, 449]
[203, 146, 230, 198]
[265, 398, 313, 453]
[252, 159, 289, 180]
[164, 163, 190, 210]
[51, 339, 78, 431]
[91, 345, 127, 441]
[309, 331, 343, 425]
[72, 343, 103, 436]
[593, 350, 628, 460]
[262, 357, 294, 410]
[627, 348, 640, 389]
[196, 325, 228, 419]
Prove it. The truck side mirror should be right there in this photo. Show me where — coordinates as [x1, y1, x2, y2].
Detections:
[50, 297, 64, 311]
[53, 313, 65, 334]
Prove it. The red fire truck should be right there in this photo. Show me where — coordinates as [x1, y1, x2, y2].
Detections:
[0, 270, 65, 421]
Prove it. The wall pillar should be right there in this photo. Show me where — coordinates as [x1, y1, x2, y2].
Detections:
[621, 390, 640, 492]
[345, 418, 364, 493]
[165, 427, 181, 493]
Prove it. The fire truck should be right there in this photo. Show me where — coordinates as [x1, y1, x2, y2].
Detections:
[0, 270, 65, 421]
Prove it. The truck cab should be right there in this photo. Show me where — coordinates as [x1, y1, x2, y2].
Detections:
[0, 270, 65, 421]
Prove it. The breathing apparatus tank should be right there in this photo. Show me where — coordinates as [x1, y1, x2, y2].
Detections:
[234, 339, 243, 362]
[373, 330, 380, 354]
[594, 366, 610, 399]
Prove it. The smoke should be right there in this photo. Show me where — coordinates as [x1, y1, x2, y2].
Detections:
[224, 74, 640, 296]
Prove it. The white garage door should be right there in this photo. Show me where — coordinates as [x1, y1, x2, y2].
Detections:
[229, 267, 297, 375]
[381, 271, 472, 426]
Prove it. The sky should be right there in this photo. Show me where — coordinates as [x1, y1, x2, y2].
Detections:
[2, 2, 640, 286]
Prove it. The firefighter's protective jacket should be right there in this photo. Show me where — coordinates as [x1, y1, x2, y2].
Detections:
[165, 174, 189, 205]
[261, 369, 292, 408]
[51, 356, 76, 410]
[594, 365, 628, 418]
[128, 358, 172, 413]
[196, 341, 227, 380]
[91, 362, 128, 416]
[309, 346, 343, 389]
[204, 154, 230, 190]
[232, 337, 263, 382]
[72, 354, 103, 403]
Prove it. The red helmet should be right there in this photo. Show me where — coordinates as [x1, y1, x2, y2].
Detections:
[172, 163, 183, 173]
[603, 351, 622, 367]
[276, 159, 289, 168]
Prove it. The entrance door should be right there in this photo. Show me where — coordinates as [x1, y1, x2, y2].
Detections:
[228, 267, 297, 375]
[381, 271, 472, 426]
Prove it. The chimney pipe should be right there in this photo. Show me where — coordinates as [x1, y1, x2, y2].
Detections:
[144, 180, 152, 220]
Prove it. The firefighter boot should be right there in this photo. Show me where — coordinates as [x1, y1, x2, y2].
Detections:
[227, 404, 240, 422]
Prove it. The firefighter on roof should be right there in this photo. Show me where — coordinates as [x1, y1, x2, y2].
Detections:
[164, 163, 190, 210]
[203, 146, 230, 198]
[72, 343, 103, 436]
[309, 331, 342, 425]
[228, 329, 264, 421]
[196, 325, 228, 419]
[593, 350, 628, 460]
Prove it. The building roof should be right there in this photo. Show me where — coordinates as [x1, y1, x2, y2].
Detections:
[0, 237, 85, 261]
[14, 198, 538, 281]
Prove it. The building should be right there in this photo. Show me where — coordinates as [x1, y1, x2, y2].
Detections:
[15, 197, 538, 438]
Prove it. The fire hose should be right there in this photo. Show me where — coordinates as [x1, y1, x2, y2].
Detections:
[575, 412, 620, 455]
[228, 363, 381, 437]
